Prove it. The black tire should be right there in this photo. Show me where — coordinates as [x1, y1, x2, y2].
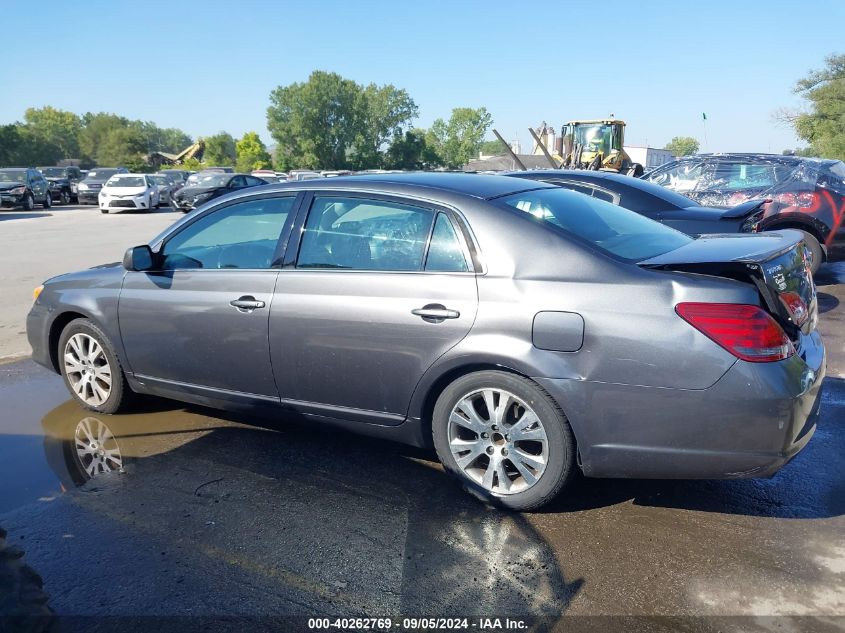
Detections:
[100, 208, 108, 214]
[432, 370, 576, 511]
[41, 192, 51, 210]
[800, 231, 823, 275]
[22, 193, 34, 211]
[59, 190, 70, 205]
[0, 526, 53, 630]
[58, 318, 135, 414]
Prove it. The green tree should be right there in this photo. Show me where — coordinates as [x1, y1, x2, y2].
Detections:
[203, 132, 236, 166]
[384, 129, 442, 170]
[664, 136, 700, 157]
[428, 108, 495, 168]
[427, 107, 493, 169]
[352, 83, 418, 169]
[236, 132, 272, 172]
[23, 106, 82, 160]
[79, 113, 131, 164]
[480, 139, 506, 156]
[0, 125, 22, 166]
[267, 70, 363, 170]
[792, 53, 845, 160]
[97, 127, 149, 168]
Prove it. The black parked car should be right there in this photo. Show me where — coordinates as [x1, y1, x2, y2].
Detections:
[171, 173, 268, 213]
[508, 170, 767, 236]
[77, 168, 128, 204]
[642, 154, 845, 270]
[38, 166, 83, 204]
[0, 168, 52, 210]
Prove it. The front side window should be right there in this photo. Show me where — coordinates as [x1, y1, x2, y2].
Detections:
[297, 196, 435, 271]
[498, 187, 691, 262]
[161, 196, 295, 270]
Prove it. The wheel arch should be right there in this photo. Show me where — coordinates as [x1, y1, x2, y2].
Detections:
[409, 358, 578, 451]
[47, 310, 94, 373]
[761, 215, 829, 257]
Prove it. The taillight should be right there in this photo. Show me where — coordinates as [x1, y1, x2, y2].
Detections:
[675, 303, 794, 362]
[779, 291, 809, 326]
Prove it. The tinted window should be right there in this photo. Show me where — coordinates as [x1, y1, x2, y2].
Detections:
[591, 188, 616, 203]
[230, 176, 247, 188]
[498, 188, 691, 262]
[162, 197, 295, 270]
[644, 161, 705, 193]
[297, 196, 434, 271]
[425, 213, 469, 272]
[711, 160, 795, 191]
[246, 176, 267, 186]
[546, 181, 593, 196]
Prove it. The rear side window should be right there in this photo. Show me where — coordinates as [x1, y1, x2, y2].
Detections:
[498, 188, 691, 262]
[425, 213, 469, 272]
[297, 196, 435, 271]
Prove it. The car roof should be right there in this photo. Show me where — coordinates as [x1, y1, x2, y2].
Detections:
[295, 172, 555, 200]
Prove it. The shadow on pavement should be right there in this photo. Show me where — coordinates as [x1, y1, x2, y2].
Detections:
[0, 212, 52, 221]
[27, 399, 582, 620]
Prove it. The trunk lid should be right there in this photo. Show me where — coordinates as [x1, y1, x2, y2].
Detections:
[639, 230, 817, 337]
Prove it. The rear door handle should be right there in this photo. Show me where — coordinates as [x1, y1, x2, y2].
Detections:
[230, 295, 266, 312]
[412, 304, 460, 322]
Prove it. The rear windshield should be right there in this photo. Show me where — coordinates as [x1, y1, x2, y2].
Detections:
[498, 188, 692, 262]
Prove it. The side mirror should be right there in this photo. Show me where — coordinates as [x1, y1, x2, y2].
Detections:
[123, 245, 155, 272]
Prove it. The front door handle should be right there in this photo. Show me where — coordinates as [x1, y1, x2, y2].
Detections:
[230, 295, 266, 312]
[412, 304, 460, 323]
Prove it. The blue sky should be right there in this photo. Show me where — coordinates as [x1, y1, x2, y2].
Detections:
[3, 0, 843, 154]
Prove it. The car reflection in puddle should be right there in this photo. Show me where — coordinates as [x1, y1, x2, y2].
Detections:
[31, 400, 581, 620]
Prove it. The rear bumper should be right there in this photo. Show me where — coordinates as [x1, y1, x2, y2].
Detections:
[536, 329, 826, 479]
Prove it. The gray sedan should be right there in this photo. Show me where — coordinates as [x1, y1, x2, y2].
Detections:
[26, 173, 825, 510]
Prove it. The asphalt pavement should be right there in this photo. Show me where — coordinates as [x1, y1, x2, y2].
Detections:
[0, 203, 843, 631]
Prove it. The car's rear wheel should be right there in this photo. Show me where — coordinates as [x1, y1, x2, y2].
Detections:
[58, 319, 134, 414]
[432, 370, 576, 511]
[22, 193, 34, 211]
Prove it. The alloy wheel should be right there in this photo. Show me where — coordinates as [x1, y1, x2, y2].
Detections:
[63, 333, 112, 406]
[74, 417, 123, 477]
[448, 388, 549, 495]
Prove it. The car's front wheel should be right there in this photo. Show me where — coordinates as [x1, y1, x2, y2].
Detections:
[42, 191, 52, 209]
[58, 319, 134, 414]
[432, 370, 576, 511]
[59, 190, 71, 205]
[22, 193, 34, 211]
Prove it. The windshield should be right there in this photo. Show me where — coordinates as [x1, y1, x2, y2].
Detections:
[149, 175, 168, 185]
[571, 123, 617, 155]
[195, 174, 230, 187]
[86, 169, 118, 181]
[106, 176, 146, 188]
[0, 169, 27, 183]
[498, 187, 692, 262]
[39, 168, 66, 178]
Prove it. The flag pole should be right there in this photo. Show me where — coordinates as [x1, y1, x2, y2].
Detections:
[702, 112, 709, 152]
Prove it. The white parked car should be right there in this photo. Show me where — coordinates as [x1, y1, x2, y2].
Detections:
[99, 174, 160, 214]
